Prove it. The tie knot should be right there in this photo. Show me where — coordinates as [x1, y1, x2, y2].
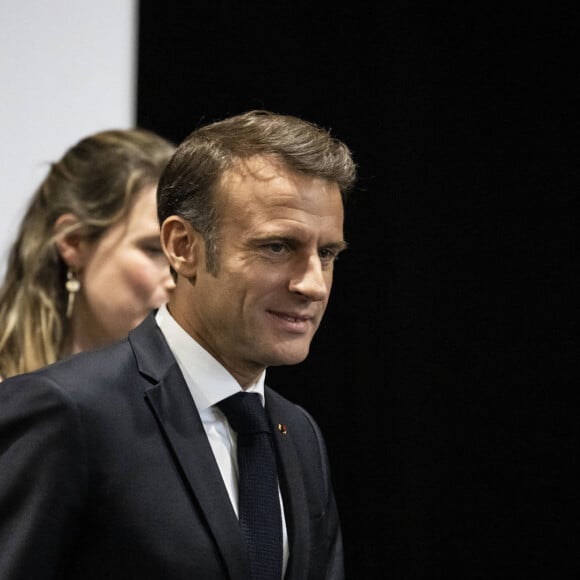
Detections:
[217, 392, 270, 435]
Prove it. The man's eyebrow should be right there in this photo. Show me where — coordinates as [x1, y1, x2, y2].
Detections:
[252, 234, 296, 245]
[325, 240, 349, 253]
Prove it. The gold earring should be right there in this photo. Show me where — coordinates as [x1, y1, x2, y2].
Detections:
[65, 269, 81, 318]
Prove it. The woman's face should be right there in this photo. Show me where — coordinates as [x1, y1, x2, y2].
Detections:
[72, 185, 174, 352]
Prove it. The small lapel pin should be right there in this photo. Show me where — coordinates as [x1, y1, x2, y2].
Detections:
[277, 423, 287, 435]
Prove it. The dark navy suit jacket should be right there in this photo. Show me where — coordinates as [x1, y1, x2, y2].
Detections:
[0, 313, 344, 579]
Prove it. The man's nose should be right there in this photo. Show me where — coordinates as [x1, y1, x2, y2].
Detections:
[288, 255, 329, 301]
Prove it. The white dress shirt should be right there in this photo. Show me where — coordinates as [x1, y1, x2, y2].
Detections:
[155, 304, 289, 573]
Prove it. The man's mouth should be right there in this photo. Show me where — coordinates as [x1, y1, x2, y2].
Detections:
[267, 310, 315, 333]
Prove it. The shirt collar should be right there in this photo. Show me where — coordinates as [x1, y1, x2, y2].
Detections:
[155, 304, 265, 411]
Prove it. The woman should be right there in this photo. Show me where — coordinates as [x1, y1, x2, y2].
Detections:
[0, 128, 176, 379]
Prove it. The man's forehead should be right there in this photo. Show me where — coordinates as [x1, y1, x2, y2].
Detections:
[221, 154, 291, 185]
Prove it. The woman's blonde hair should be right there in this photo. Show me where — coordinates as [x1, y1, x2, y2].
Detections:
[0, 128, 175, 378]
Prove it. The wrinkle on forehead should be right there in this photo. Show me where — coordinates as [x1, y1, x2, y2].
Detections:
[218, 154, 341, 217]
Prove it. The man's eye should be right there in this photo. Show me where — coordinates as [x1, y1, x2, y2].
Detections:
[319, 248, 337, 261]
[268, 243, 286, 253]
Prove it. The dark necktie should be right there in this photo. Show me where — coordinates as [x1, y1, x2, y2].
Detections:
[218, 392, 283, 580]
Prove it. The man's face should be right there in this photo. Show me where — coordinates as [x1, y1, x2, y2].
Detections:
[181, 155, 345, 386]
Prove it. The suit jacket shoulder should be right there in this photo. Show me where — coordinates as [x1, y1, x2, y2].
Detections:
[0, 314, 344, 580]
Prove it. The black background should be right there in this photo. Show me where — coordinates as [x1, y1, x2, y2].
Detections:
[137, 3, 578, 578]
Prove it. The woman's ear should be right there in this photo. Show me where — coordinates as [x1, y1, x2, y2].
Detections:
[160, 216, 201, 280]
[54, 213, 84, 269]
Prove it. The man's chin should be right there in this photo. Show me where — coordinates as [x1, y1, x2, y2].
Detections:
[266, 346, 311, 368]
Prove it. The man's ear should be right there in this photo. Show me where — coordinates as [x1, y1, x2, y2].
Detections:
[161, 216, 202, 280]
[54, 213, 85, 270]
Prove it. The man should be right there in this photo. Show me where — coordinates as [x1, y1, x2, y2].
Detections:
[0, 110, 356, 579]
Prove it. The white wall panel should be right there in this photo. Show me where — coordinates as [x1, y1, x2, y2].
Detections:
[0, 0, 137, 276]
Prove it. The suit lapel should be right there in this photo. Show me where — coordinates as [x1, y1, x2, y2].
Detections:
[266, 390, 310, 580]
[129, 315, 251, 580]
